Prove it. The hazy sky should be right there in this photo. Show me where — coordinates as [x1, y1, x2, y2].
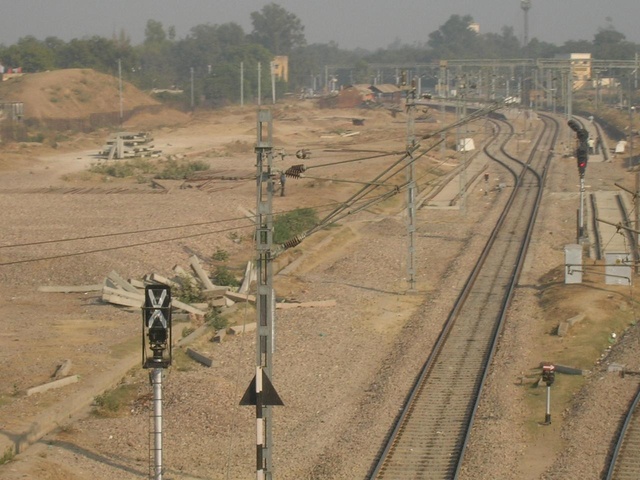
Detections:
[1, 0, 639, 50]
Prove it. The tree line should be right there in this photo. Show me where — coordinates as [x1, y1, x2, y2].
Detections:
[0, 3, 637, 107]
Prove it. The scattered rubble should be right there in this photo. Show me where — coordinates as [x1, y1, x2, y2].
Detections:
[98, 132, 161, 159]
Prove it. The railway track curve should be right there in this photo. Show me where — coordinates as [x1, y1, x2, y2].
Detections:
[369, 113, 559, 479]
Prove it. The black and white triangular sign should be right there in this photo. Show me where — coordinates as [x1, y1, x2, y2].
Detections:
[240, 370, 284, 406]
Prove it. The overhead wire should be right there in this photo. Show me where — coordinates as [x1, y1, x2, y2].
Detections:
[0, 194, 398, 266]
[4, 102, 503, 266]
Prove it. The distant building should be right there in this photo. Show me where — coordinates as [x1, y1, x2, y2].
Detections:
[554, 53, 592, 81]
[468, 22, 480, 33]
[336, 84, 375, 108]
[271, 56, 288, 83]
[369, 84, 403, 104]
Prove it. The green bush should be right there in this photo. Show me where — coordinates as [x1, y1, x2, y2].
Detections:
[212, 248, 229, 262]
[176, 274, 205, 303]
[89, 158, 154, 178]
[273, 207, 318, 244]
[213, 266, 239, 287]
[206, 309, 229, 331]
[0, 447, 14, 465]
[93, 384, 138, 417]
[154, 159, 209, 179]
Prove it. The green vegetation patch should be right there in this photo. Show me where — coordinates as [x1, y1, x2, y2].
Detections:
[154, 159, 209, 179]
[93, 383, 139, 417]
[273, 207, 318, 244]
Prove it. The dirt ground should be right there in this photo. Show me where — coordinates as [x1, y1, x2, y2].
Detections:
[1, 73, 640, 479]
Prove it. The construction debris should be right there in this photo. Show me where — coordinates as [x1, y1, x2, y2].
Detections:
[52, 360, 73, 379]
[27, 375, 79, 397]
[98, 132, 161, 160]
[39, 257, 336, 351]
[185, 348, 214, 367]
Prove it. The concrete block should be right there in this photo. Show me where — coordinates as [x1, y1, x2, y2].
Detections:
[38, 284, 102, 293]
[52, 360, 72, 379]
[229, 322, 257, 335]
[27, 375, 79, 396]
[211, 329, 226, 343]
[225, 291, 256, 304]
[208, 297, 227, 308]
[185, 348, 213, 367]
[203, 287, 229, 299]
[608, 363, 625, 373]
[557, 321, 570, 337]
[567, 313, 585, 326]
[107, 271, 139, 294]
[189, 255, 216, 290]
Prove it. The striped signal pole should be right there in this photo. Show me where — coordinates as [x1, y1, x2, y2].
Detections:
[240, 109, 283, 480]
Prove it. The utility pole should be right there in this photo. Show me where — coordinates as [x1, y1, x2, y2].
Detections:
[521, 0, 532, 50]
[190, 67, 194, 110]
[258, 62, 262, 106]
[118, 59, 123, 123]
[270, 61, 276, 105]
[241, 62, 244, 106]
[241, 109, 283, 480]
[405, 76, 417, 291]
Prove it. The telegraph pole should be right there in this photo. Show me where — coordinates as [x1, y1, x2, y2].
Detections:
[118, 59, 123, 123]
[241, 109, 283, 480]
[190, 67, 194, 110]
[405, 75, 417, 291]
[258, 63, 262, 106]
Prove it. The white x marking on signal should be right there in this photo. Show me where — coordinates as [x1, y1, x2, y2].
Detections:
[147, 289, 168, 328]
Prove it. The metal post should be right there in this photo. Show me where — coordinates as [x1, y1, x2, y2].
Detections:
[142, 285, 171, 480]
[240, 62, 244, 106]
[258, 63, 262, 106]
[579, 175, 585, 240]
[545, 384, 551, 424]
[567, 62, 573, 122]
[271, 61, 276, 105]
[151, 368, 163, 480]
[325, 65, 328, 93]
[118, 59, 123, 122]
[405, 83, 416, 291]
[255, 109, 275, 479]
[190, 67, 194, 110]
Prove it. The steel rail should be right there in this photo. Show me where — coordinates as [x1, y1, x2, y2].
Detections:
[369, 112, 558, 479]
[606, 383, 640, 480]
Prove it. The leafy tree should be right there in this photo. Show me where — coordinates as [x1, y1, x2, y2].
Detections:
[250, 3, 306, 54]
[593, 28, 635, 59]
[0, 36, 55, 72]
[483, 26, 521, 59]
[144, 20, 168, 45]
[427, 15, 481, 58]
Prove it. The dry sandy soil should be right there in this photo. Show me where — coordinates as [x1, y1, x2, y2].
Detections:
[1, 70, 640, 480]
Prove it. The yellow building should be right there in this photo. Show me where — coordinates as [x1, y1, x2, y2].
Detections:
[271, 56, 289, 83]
[555, 53, 592, 81]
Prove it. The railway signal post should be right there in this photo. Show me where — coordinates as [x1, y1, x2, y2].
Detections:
[142, 284, 172, 480]
[568, 119, 589, 245]
[542, 363, 555, 425]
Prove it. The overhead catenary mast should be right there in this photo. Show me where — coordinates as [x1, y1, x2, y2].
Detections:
[521, 0, 532, 48]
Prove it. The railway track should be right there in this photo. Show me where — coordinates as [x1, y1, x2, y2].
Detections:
[606, 384, 640, 479]
[370, 113, 559, 479]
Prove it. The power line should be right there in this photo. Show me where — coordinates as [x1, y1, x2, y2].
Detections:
[0, 224, 249, 267]
[0, 197, 395, 266]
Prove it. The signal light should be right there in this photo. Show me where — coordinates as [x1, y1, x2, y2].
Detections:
[568, 120, 589, 176]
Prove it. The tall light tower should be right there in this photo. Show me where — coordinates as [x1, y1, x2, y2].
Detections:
[521, 0, 532, 48]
